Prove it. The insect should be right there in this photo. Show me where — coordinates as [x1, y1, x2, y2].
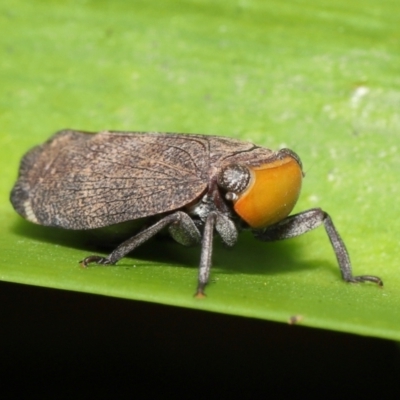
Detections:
[10, 130, 383, 296]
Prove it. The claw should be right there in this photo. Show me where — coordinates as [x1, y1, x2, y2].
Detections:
[194, 287, 207, 299]
[346, 275, 383, 287]
[79, 255, 110, 267]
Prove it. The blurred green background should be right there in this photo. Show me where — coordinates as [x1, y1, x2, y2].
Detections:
[1, 1, 400, 393]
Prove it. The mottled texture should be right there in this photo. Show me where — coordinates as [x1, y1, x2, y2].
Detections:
[10, 130, 276, 230]
[10, 130, 383, 294]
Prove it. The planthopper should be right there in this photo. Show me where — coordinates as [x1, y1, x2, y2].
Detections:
[10, 130, 383, 296]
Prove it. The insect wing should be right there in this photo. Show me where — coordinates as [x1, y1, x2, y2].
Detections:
[11, 130, 209, 229]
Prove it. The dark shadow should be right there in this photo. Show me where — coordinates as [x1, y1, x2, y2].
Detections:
[10, 218, 337, 278]
[0, 281, 399, 397]
[212, 231, 332, 276]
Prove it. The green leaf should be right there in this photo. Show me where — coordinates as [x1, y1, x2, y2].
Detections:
[1, 0, 400, 340]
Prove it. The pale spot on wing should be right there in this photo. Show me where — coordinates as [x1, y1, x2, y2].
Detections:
[23, 199, 39, 223]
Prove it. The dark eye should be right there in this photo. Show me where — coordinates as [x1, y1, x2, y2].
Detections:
[217, 164, 251, 195]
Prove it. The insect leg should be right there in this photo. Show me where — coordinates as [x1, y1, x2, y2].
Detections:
[168, 212, 201, 246]
[253, 208, 383, 286]
[196, 213, 217, 298]
[215, 213, 238, 247]
[80, 211, 199, 266]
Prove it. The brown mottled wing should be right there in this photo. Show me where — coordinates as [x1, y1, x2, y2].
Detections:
[11, 130, 209, 229]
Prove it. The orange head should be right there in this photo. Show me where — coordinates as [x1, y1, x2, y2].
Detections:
[217, 149, 303, 229]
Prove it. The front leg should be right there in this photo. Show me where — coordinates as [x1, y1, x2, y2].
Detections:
[195, 212, 239, 298]
[254, 208, 383, 286]
[195, 213, 217, 298]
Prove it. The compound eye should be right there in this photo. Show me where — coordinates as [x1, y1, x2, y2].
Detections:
[233, 152, 303, 229]
[217, 164, 251, 198]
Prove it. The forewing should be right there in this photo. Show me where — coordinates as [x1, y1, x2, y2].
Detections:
[11, 130, 209, 229]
